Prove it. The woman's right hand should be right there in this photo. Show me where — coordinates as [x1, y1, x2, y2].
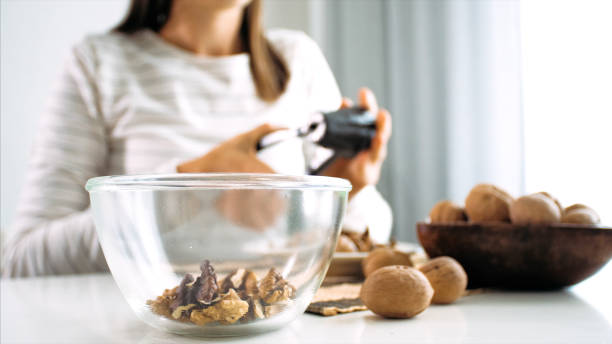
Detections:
[177, 124, 286, 231]
[177, 124, 282, 173]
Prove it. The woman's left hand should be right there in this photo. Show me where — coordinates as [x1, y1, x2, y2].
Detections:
[322, 87, 392, 198]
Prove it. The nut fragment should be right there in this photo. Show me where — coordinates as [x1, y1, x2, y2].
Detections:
[148, 261, 297, 326]
[172, 304, 196, 320]
[220, 269, 245, 293]
[341, 229, 374, 252]
[419, 256, 467, 304]
[220, 269, 259, 298]
[335, 235, 359, 252]
[259, 268, 296, 304]
[465, 184, 513, 222]
[170, 274, 195, 312]
[204, 289, 249, 324]
[146, 287, 177, 318]
[362, 247, 415, 277]
[242, 297, 266, 321]
[510, 193, 561, 224]
[190, 310, 215, 326]
[191, 289, 249, 325]
[562, 204, 600, 225]
[240, 270, 259, 298]
[429, 200, 467, 223]
[196, 260, 220, 305]
[360, 265, 433, 318]
[169, 260, 221, 314]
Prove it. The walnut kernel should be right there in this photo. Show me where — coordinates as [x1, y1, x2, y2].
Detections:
[148, 261, 296, 326]
[259, 268, 296, 304]
[195, 289, 249, 325]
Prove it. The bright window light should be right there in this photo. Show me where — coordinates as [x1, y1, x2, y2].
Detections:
[521, 0, 612, 224]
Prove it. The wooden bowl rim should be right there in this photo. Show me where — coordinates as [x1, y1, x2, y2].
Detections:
[417, 221, 612, 233]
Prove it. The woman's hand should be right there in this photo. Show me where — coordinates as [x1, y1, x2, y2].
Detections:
[216, 189, 286, 231]
[177, 124, 281, 173]
[177, 124, 287, 231]
[322, 88, 392, 198]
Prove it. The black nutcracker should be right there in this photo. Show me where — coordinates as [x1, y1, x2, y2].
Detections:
[257, 107, 377, 175]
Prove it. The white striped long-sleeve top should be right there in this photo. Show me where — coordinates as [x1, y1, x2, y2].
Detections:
[2, 29, 393, 277]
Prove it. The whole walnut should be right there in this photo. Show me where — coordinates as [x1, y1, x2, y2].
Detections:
[360, 265, 433, 318]
[535, 192, 563, 215]
[335, 235, 358, 252]
[429, 200, 467, 223]
[465, 184, 513, 222]
[419, 257, 467, 304]
[562, 204, 600, 225]
[362, 247, 415, 277]
[510, 193, 561, 224]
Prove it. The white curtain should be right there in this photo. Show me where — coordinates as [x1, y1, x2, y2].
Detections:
[269, 0, 524, 241]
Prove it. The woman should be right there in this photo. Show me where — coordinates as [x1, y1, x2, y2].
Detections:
[2, 0, 392, 277]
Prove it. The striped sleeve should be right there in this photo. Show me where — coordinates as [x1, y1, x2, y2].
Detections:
[2, 42, 109, 277]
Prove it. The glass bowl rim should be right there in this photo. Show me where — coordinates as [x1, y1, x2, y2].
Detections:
[85, 173, 352, 192]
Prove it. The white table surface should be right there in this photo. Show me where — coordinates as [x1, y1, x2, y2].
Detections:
[2, 263, 611, 344]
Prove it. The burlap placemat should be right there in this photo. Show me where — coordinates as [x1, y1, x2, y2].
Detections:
[306, 282, 366, 316]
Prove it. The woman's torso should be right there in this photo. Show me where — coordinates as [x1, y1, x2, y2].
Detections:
[85, 29, 340, 175]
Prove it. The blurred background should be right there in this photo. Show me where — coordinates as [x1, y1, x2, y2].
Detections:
[2, 0, 611, 242]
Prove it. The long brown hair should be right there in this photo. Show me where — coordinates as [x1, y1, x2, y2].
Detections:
[115, 0, 289, 102]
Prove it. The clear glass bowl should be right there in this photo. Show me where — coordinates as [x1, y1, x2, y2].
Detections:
[86, 173, 351, 337]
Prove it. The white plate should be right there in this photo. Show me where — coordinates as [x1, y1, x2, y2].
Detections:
[327, 242, 423, 277]
[333, 242, 422, 259]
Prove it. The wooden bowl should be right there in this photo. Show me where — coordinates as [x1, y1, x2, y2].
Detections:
[416, 222, 612, 289]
